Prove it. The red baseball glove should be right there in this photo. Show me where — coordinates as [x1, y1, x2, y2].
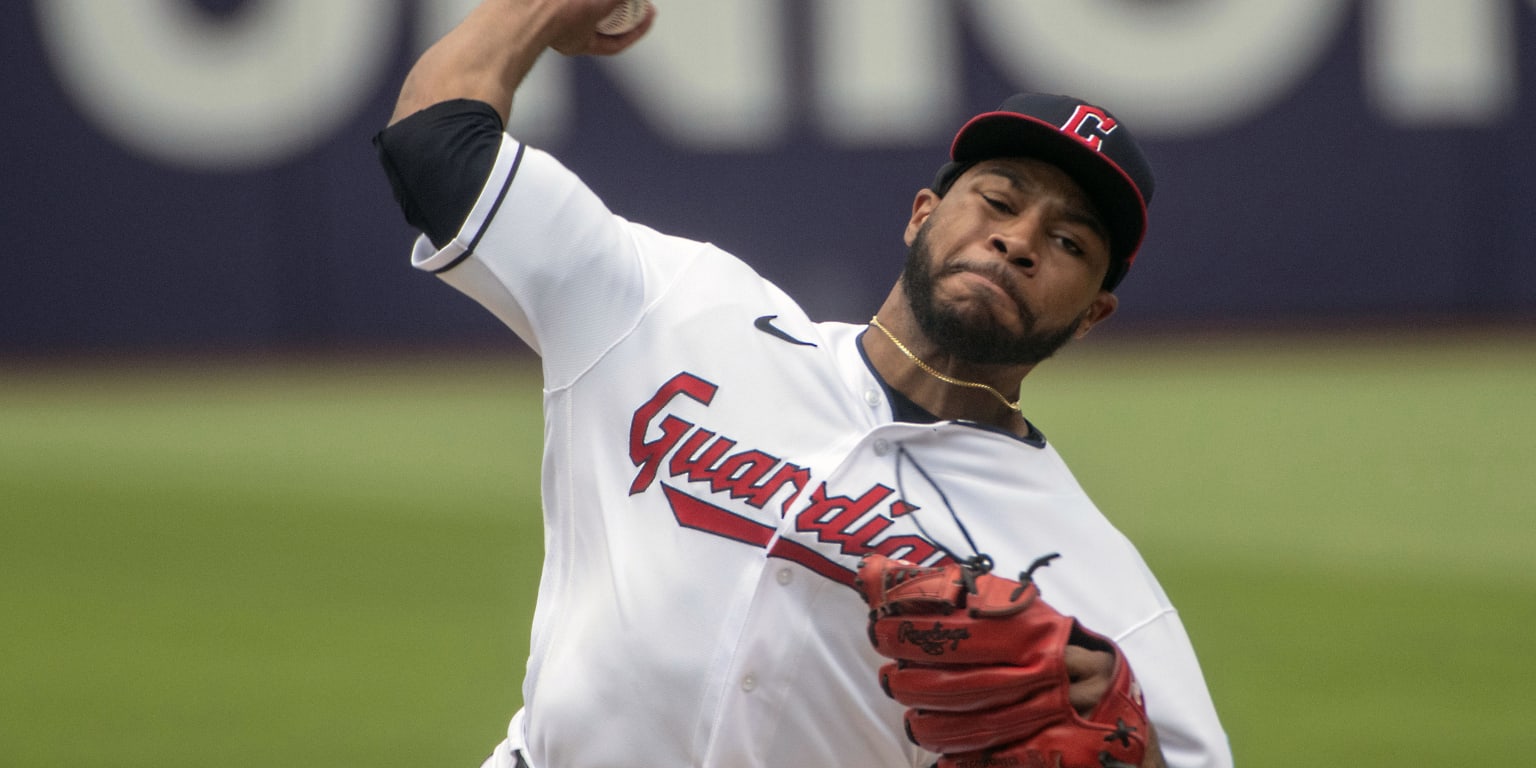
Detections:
[854, 553, 1150, 768]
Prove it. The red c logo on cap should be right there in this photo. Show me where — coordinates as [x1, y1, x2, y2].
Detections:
[1061, 105, 1118, 152]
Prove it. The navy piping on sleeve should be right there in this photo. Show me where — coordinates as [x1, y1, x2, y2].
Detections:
[433, 141, 527, 275]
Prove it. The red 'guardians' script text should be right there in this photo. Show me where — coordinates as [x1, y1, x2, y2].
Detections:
[628, 372, 945, 584]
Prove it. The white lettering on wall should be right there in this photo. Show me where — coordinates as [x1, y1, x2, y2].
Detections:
[811, 0, 961, 145]
[1364, 0, 1515, 124]
[32, 0, 1534, 168]
[36, 0, 394, 169]
[967, 0, 1352, 134]
[596, 0, 788, 149]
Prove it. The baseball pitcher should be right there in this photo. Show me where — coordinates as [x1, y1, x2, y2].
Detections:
[373, 1, 1232, 766]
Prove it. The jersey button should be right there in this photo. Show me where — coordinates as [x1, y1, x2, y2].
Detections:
[776, 568, 793, 585]
[872, 438, 891, 456]
[741, 674, 757, 692]
[864, 387, 882, 408]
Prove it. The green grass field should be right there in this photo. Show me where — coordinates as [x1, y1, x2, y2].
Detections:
[3, 332, 1533, 766]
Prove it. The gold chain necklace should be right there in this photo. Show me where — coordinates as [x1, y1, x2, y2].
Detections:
[868, 315, 1022, 414]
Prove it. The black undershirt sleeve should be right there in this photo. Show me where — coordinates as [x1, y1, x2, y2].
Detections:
[372, 99, 505, 249]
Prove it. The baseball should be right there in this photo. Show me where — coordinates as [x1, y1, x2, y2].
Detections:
[596, 0, 650, 36]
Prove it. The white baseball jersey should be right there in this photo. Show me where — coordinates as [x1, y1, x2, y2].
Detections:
[408, 134, 1232, 768]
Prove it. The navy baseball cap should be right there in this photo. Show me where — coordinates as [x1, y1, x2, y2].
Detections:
[932, 93, 1155, 291]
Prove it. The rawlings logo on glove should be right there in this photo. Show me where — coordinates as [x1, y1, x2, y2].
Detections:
[854, 553, 1153, 768]
[897, 622, 972, 655]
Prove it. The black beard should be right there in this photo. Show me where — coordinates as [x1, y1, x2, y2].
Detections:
[901, 222, 1084, 366]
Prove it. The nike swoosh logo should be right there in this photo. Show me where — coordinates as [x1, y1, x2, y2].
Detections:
[754, 315, 817, 347]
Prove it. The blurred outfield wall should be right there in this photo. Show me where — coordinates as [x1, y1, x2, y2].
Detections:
[3, 0, 1535, 355]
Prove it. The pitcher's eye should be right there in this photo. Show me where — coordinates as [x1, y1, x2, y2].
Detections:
[1056, 235, 1085, 257]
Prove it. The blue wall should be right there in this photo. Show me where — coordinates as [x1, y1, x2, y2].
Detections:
[5, 1, 1535, 356]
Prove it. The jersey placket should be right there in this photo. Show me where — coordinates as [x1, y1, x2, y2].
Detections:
[694, 551, 830, 766]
